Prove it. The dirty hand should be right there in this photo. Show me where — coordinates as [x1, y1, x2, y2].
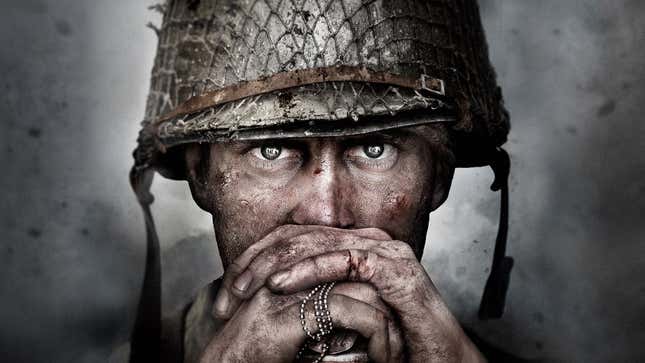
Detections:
[202, 225, 404, 362]
[200, 283, 404, 362]
[213, 225, 485, 363]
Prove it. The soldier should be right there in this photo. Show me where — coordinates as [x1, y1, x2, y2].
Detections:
[130, 0, 516, 362]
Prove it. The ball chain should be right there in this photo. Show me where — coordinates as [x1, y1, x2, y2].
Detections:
[296, 282, 336, 362]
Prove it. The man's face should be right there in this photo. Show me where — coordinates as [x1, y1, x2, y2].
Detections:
[185, 125, 454, 267]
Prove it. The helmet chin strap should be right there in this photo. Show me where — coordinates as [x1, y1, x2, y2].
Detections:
[129, 167, 161, 362]
[478, 148, 513, 320]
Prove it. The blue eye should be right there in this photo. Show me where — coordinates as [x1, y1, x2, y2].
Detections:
[363, 144, 384, 158]
[260, 145, 282, 160]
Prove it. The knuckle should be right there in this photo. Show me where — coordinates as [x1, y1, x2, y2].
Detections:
[287, 232, 306, 246]
[343, 232, 364, 245]
[390, 240, 416, 258]
[299, 230, 336, 250]
[273, 224, 293, 235]
[260, 246, 297, 271]
[348, 250, 376, 281]
[249, 288, 271, 309]
[244, 259, 269, 282]
[252, 248, 287, 274]
[374, 311, 389, 329]
[312, 254, 328, 273]
[267, 224, 298, 240]
[245, 260, 261, 275]
[212, 308, 226, 320]
[261, 246, 282, 264]
[328, 294, 345, 313]
[317, 229, 338, 244]
[400, 258, 418, 275]
[227, 260, 246, 275]
[365, 227, 392, 240]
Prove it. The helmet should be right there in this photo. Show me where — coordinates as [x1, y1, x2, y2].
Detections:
[134, 0, 510, 177]
[130, 0, 512, 360]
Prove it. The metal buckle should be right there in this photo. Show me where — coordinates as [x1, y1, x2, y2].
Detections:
[420, 74, 446, 96]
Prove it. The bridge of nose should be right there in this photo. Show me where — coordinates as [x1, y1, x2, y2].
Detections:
[289, 142, 355, 228]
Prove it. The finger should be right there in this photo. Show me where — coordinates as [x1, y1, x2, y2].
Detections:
[269, 249, 381, 294]
[233, 226, 388, 293]
[282, 292, 400, 363]
[333, 284, 405, 362]
[213, 224, 316, 318]
[330, 282, 393, 319]
[272, 251, 464, 359]
[232, 228, 395, 300]
[269, 249, 436, 318]
[326, 294, 403, 363]
[239, 287, 402, 363]
[232, 225, 322, 275]
[242, 288, 394, 351]
[202, 288, 307, 362]
[385, 318, 406, 363]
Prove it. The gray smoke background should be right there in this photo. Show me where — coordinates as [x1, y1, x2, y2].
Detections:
[1, 0, 644, 362]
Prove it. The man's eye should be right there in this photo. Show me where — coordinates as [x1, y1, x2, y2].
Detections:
[363, 144, 384, 158]
[248, 144, 301, 167]
[246, 144, 302, 171]
[345, 143, 398, 170]
[260, 145, 282, 160]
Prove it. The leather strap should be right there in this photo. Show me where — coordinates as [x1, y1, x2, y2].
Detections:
[479, 148, 514, 320]
[129, 168, 161, 362]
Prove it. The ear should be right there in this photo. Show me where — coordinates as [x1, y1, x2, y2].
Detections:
[184, 144, 202, 181]
[430, 161, 455, 211]
[184, 144, 213, 212]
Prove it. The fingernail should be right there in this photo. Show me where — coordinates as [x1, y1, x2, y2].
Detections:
[269, 270, 290, 288]
[214, 290, 229, 316]
[233, 271, 252, 293]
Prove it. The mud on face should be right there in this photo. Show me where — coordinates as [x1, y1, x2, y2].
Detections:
[184, 124, 456, 266]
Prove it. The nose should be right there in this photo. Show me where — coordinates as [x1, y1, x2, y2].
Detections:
[289, 151, 355, 228]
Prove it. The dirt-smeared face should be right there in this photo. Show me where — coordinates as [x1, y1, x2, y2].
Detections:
[185, 124, 454, 267]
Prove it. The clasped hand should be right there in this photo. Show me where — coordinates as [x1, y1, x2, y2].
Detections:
[200, 225, 485, 363]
